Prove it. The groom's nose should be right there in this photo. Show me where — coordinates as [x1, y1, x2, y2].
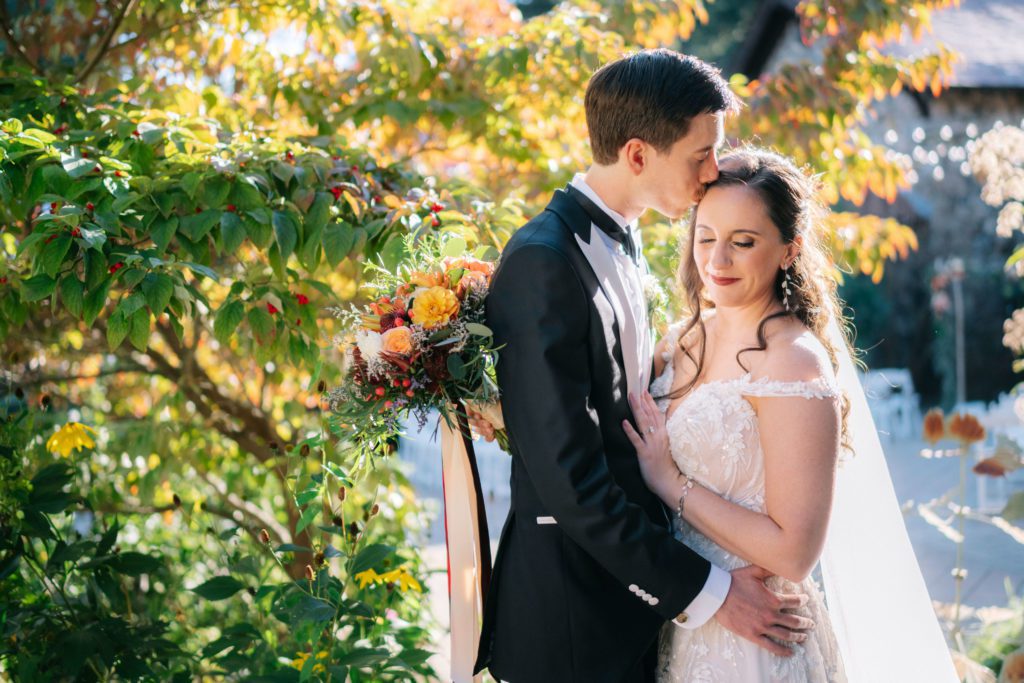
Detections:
[698, 153, 720, 184]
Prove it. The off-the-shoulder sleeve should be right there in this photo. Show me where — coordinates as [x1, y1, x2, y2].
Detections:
[739, 374, 841, 400]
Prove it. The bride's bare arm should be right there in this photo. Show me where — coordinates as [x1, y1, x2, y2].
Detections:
[626, 342, 841, 583]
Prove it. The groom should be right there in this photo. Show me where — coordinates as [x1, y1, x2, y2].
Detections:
[474, 50, 808, 682]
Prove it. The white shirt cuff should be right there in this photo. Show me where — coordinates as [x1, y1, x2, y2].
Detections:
[673, 564, 731, 629]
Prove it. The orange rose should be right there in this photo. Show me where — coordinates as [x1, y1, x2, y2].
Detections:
[444, 256, 494, 278]
[380, 326, 413, 356]
[456, 269, 489, 298]
[410, 286, 460, 329]
[408, 270, 446, 288]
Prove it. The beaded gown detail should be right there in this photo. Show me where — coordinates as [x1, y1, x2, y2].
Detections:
[650, 323, 847, 683]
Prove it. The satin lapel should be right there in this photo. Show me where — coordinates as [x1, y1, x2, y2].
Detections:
[573, 232, 642, 403]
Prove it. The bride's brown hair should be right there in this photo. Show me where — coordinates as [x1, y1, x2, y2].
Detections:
[673, 148, 853, 443]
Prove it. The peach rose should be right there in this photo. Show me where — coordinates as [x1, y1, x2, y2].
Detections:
[380, 326, 413, 356]
[456, 269, 489, 298]
[408, 270, 446, 288]
[444, 256, 494, 278]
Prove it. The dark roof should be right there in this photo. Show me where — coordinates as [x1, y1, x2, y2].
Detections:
[733, 0, 1024, 89]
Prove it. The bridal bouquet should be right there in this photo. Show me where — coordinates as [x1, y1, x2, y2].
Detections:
[328, 235, 508, 459]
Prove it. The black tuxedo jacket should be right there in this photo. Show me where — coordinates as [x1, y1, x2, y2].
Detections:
[474, 189, 713, 682]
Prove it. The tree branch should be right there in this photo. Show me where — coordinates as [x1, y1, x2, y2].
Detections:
[73, 0, 139, 85]
[19, 361, 156, 388]
[92, 500, 285, 546]
[0, 3, 41, 76]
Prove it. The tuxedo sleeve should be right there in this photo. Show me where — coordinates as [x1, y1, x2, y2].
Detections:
[488, 242, 714, 620]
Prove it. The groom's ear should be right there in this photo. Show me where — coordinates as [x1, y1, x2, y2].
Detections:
[621, 138, 649, 175]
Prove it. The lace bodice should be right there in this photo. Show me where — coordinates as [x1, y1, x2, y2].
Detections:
[652, 322, 847, 683]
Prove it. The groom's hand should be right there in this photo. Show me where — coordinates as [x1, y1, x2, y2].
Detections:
[714, 565, 814, 658]
[466, 406, 497, 442]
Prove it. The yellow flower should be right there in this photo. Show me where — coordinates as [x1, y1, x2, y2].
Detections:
[410, 286, 460, 329]
[46, 422, 97, 457]
[354, 568, 382, 589]
[380, 566, 422, 593]
[291, 651, 329, 674]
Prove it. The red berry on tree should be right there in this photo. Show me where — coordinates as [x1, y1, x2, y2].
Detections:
[295, 293, 310, 305]
[0, 276, 7, 284]
[431, 202, 443, 213]
[85, 202, 94, 211]
[114, 171, 123, 177]
[431, 216, 440, 227]
[266, 302, 279, 315]
[109, 262, 124, 274]
[195, 207, 202, 214]
[93, 165, 101, 173]
[226, 204, 236, 212]
[71, 228, 81, 237]
[82, 151, 89, 158]
[351, 165, 359, 172]
[330, 187, 342, 201]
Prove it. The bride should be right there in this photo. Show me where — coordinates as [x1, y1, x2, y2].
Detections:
[623, 149, 958, 682]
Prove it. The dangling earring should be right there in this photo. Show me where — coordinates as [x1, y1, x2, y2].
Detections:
[782, 267, 793, 312]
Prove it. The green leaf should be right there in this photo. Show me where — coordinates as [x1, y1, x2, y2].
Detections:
[335, 647, 389, 669]
[465, 322, 493, 336]
[111, 191, 141, 213]
[181, 172, 201, 198]
[1006, 245, 1024, 271]
[351, 543, 395, 574]
[107, 312, 129, 350]
[202, 175, 231, 207]
[83, 279, 111, 325]
[107, 552, 161, 576]
[119, 292, 146, 316]
[59, 276, 83, 318]
[291, 595, 335, 624]
[322, 222, 354, 267]
[178, 261, 219, 281]
[294, 503, 320, 536]
[379, 232, 407, 271]
[273, 210, 298, 259]
[21, 274, 56, 302]
[442, 236, 468, 258]
[76, 226, 106, 251]
[447, 353, 466, 380]
[38, 233, 70, 278]
[245, 213, 272, 248]
[220, 211, 245, 253]
[304, 192, 332, 234]
[61, 153, 95, 179]
[214, 299, 245, 344]
[141, 273, 174, 314]
[150, 216, 177, 253]
[191, 575, 245, 601]
[248, 306, 275, 344]
[180, 209, 220, 241]
[128, 308, 150, 351]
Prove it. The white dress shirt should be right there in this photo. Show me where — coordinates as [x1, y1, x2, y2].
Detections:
[569, 174, 731, 629]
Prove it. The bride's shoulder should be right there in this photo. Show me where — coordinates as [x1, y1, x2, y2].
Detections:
[750, 323, 837, 386]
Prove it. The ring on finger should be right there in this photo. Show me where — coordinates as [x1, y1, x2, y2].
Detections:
[646, 426, 655, 435]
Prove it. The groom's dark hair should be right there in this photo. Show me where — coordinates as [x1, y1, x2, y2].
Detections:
[585, 49, 738, 165]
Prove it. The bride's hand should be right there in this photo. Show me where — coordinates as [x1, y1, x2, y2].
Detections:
[623, 391, 680, 503]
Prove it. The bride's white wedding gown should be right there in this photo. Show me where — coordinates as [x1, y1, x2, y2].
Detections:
[650, 324, 847, 683]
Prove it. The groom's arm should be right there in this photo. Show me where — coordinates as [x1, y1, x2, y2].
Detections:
[488, 241, 719, 622]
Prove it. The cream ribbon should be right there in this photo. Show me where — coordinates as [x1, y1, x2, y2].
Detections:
[440, 413, 489, 683]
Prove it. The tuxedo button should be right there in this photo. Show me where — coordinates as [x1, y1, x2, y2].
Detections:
[649, 597, 660, 606]
[628, 584, 639, 594]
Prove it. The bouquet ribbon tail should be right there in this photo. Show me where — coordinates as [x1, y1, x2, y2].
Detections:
[440, 406, 492, 683]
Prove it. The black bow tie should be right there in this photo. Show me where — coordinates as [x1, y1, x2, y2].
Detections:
[565, 184, 637, 260]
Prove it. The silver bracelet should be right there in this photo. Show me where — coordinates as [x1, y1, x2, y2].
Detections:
[675, 473, 694, 522]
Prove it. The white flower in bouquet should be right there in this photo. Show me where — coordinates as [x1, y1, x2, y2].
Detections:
[356, 329, 383, 360]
